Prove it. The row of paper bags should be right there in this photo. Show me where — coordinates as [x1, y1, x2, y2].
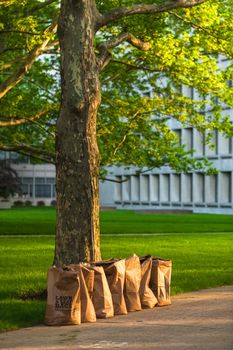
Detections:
[45, 255, 172, 326]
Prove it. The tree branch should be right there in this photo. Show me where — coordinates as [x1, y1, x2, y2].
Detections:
[99, 176, 129, 183]
[99, 32, 151, 51]
[98, 32, 150, 71]
[99, 0, 207, 28]
[0, 109, 50, 127]
[0, 30, 41, 35]
[111, 59, 160, 72]
[25, 0, 57, 15]
[0, 22, 57, 99]
[0, 143, 55, 164]
[113, 111, 142, 156]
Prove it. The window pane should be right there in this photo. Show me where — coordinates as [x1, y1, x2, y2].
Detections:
[140, 175, 149, 202]
[131, 176, 139, 201]
[151, 175, 159, 201]
[46, 177, 55, 184]
[171, 174, 181, 202]
[160, 174, 169, 202]
[22, 177, 33, 184]
[35, 177, 45, 184]
[205, 175, 217, 203]
[114, 176, 122, 202]
[182, 174, 192, 202]
[219, 172, 231, 203]
[35, 184, 51, 198]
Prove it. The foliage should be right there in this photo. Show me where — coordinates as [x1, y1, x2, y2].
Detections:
[0, 1, 233, 173]
[0, 159, 21, 198]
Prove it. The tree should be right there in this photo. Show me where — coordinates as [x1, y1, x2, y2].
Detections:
[0, 159, 21, 199]
[0, 1, 233, 265]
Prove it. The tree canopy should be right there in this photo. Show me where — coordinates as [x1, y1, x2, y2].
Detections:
[0, 0, 233, 174]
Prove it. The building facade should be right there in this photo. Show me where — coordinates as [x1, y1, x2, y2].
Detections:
[105, 127, 233, 214]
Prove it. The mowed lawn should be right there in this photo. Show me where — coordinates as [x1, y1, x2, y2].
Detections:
[0, 207, 233, 331]
[1, 207, 233, 234]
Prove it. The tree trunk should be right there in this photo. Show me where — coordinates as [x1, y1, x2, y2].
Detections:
[54, 0, 101, 266]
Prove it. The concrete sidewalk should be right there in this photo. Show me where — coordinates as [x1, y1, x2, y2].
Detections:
[0, 285, 232, 350]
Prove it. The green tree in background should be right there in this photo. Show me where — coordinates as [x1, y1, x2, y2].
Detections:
[0, 0, 233, 264]
[0, 159, 21, 198]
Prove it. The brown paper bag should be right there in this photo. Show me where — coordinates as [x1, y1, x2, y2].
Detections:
[139, 257, 158, 308]
[45, 266, 81, 326]
[81, 264, 95, 298]
[92, 266, 114, 318]
[64, 264, 96, 323]
[150, 258, 172, 306]
[96, 259, 127, 315]
[124, 255, 142, 312]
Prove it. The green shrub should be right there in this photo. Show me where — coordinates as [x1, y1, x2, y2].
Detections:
[37, 201, 45, 207]
[13, 200, 24, 207]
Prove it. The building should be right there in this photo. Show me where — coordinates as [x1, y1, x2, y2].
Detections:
[101, 83, 233, 214]
[104, 126, 233, 214]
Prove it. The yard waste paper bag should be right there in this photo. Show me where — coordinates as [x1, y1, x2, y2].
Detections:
[95, 259, 127, 315]
[91, 266, 114, 318]
[124, 255, 142, 312]
[150, 258, 172, 306]
[139, 257, 158, 308]
[45, 266, 81, 325]
[66, 264, 96, 323]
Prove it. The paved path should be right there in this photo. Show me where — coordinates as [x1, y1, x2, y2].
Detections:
[0, 286, 232, 350]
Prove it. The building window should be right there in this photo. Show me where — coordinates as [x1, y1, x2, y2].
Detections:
[171, 174, 181, 202]
[160, 174, 170, 202]
[194, 173, 204, 203]
[122, 176, 130, 202]
[35, 177, 45, 184]
[182, 174, 192, 202]
[218, 132, 232, 155]
[114, 176, 122, 202]
[20, 177, 33, 197]
[131, 175, 140, 201]
[140, 175, 149, 202]
[205, 175, 217, 203]
[21, 177, 33, 184]
[46, 177, 56, 184]
[151, 175, 159, 201]
[182, 128, 193, 152]
[205, 131, 217, 156]
[193, 130, 204, 156]
[35, 184, 51, 198]
[173, 129, 181, 145]
[219, 172, 231, 203]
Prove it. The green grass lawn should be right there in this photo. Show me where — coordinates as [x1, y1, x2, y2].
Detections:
[0, 208, 233, 331]
[1, 207, 233, 234]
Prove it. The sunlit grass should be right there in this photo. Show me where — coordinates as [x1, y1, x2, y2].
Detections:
[1, 207, 233, 235]
[0, 232, 232, 331]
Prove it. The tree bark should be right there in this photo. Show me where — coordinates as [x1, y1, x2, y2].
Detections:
[54, 0, 101, 266]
